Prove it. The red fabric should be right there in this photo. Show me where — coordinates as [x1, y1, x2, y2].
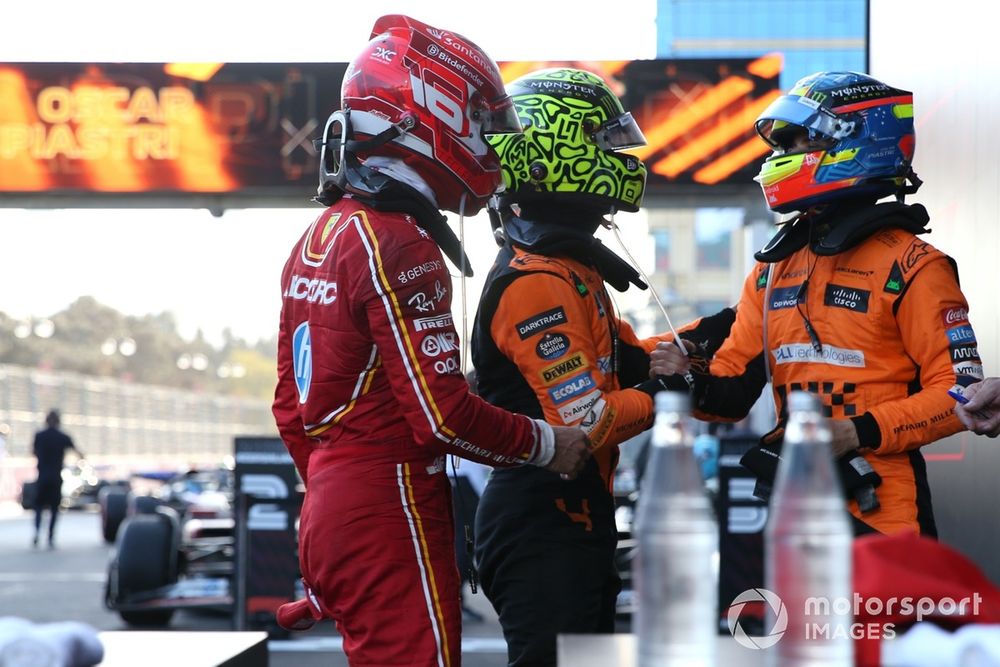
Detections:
[298, 456, 461, 666]
[852, 533, 1000, 666]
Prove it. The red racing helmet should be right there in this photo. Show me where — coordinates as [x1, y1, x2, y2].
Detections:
[334, 15, 522, 214]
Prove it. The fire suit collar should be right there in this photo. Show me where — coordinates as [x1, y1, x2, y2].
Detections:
[754, 201, 931, 263]
[349, 179, 474, 277]
[503, 215, 647, 292]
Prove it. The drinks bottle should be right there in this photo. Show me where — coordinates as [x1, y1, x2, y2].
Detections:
[634, 390, 718, 667]
[766, 390, 853, 666]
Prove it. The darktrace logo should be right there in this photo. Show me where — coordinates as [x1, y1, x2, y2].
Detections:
[728, 588, 787, 650]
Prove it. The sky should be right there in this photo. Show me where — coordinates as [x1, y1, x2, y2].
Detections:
[0, 1, 658, 345]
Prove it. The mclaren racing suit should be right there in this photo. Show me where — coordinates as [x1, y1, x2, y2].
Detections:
[472, 241, 731, 666]
[692, 202, 979, 536]
[272, 197, 553, 667]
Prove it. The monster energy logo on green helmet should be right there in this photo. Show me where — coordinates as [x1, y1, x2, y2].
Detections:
[487, 68, 648, 212]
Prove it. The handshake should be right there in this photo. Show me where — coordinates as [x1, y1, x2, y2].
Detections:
[543, 425, 593, 480]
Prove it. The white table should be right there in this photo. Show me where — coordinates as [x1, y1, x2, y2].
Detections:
[558, 633, 767, 666]
[98, 631, 268, 667]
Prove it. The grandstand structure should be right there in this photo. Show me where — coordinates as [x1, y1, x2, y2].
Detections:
[0, 364, 275, 460]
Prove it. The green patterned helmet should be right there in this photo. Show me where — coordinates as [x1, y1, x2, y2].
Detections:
[487, 68, 648, 212]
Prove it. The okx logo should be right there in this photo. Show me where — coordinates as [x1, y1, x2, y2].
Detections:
[728, 588, 787, 649]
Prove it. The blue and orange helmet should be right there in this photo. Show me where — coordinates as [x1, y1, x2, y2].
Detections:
[754, 71, 918, 214]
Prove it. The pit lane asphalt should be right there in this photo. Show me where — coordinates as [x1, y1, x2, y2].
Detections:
[0, 503, 511, 666]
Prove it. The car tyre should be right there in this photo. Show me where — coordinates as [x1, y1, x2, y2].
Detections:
[114, 514, 178, 627]
[99, 487, 129, 544]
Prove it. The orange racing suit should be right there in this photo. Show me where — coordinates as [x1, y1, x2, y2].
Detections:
[692, 204, 979, 535]
[472, 240, 732, 666]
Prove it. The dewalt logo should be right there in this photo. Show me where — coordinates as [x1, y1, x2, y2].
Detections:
[541, 353, 587, 384]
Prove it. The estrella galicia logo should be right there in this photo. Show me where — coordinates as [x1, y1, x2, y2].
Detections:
[769, 285, 802, 310]
[824, 284, 870, 313]
[547, 372, 595, 404]
[728, 588, 788, 650]
[292, 321, 312, 404]
[515, 306, 567, 340]
[536, 333, 570, 360]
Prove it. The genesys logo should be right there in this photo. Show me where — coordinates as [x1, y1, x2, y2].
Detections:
[941, 306, 969, 327]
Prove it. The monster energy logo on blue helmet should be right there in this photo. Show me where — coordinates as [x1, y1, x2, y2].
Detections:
[487, 68, 648, 212]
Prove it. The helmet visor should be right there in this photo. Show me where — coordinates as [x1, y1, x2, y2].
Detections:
[478, 94, 523, 135]
[594, 112, 647, 151]
[755, 94, 852, 151]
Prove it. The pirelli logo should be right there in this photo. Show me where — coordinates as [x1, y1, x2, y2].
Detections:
[541, 353, 587, 384]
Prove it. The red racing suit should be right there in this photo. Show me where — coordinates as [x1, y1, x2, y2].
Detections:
[693, 205, 979, 535]
[272, 196, 552, 667]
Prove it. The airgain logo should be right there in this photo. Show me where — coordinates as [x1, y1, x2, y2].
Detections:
[727, 588, 787, 649]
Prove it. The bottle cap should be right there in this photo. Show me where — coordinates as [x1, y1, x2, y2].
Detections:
[787, 390, 822, 413]
[655, 390, 690, 414]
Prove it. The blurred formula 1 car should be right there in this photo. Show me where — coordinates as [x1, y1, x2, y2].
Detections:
[102, 466, 236, 627]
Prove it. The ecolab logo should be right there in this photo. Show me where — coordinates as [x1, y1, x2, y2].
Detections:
[941, 307, 969, 327]
[548, 372, 595, 404]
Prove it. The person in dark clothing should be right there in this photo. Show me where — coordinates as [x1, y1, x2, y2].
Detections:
[32, 410, 83, 548]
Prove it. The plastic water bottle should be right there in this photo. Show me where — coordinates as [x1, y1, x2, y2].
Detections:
[766, 391, 853, 666]
[634, 391, 718, 667]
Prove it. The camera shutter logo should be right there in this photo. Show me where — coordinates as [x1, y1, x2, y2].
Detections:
[728, 588, 787, 649]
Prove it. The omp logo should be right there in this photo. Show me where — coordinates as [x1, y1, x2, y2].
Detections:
[292, 322, 312, 403]
[728, 588, 788, 650]
[541, 353, 586, 384]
